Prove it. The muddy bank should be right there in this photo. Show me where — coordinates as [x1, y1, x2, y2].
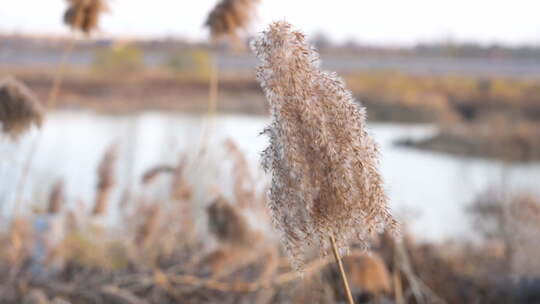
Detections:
[397, 122, 540, 161]
[2, 68, 442, 121]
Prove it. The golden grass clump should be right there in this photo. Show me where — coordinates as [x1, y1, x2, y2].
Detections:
[93, 143, 118, 216]
[0, 77, 44, 139]
[252, 21, 398, 267]
[207, 197, 251, 246]
[344, 253, 392, 298]
[135, 205, 162, 248]
[63, 0, 107, 34]
[48, 179, 66, 214]
[204, 0, 260, 43]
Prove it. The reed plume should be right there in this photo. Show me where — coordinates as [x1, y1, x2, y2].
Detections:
[207, 197, 251, 246]
[252, 21, 398, 268]
[141, 165, 175, 185]
[0, 77, 44, 139]
[93, 143, 118, 216]
[204, 0, 260, 44]
[64, 0, 107, 34]
[48, 179, 66, 214]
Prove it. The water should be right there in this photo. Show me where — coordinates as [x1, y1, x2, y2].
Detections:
[2, 111, 539, 241]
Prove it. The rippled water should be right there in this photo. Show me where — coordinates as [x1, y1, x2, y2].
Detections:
[2, 111, 539, 241]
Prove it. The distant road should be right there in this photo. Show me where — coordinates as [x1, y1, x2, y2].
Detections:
[2, 49, 540, 78]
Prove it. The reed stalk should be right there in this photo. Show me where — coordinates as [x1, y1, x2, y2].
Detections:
[200, 51, 220, 147]
[12, 38, 75, 216]
[330, 234, 355, 304]
[200, 0, 259, 148]
[12, 0, 106, 216]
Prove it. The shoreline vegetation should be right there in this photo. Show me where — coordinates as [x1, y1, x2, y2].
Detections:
[3, 63, 540, 161]
[1, 139, 539, 304]
[1, 0, 540, 300]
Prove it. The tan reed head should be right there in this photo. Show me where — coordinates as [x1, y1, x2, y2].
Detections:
[64, 0, 107, 35]
[204, 0, 260, 45]
[251, 21, 398, 268]
[207, 197, 252, 246]
[0, 77, 44, 139]
[141, 165, 175, 185]
[93, 143, 118, 216]
[48, 179, 66, 214]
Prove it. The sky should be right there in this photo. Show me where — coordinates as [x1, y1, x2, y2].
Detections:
[1, 0, 539, 46]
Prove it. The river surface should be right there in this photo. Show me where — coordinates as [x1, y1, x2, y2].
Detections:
[1, 111, 539, 241]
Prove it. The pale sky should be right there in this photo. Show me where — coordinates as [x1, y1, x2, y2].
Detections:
[1, 0, 539, 45]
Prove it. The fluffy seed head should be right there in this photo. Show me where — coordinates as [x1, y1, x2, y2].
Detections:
[141, 165, 175, 185]
[204, 0, 260, 45]
[207, 197, 251, 246]
[48, 179, 66, 214]
[252, 21, 398, 268]
[64, 0, 107, 34]
[0, 77, 44, 139]
[93, 143, 118, 215]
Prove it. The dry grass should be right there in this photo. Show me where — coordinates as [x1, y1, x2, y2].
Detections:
[345, 253, 392, 298]
[204, 0, 260, 45]
[0, 140, 538, 303]
[92, 143, 118, 216]
[64, 0, 107, 34]
[47, 179, 66, 214]
[141, 165, 176, 185]
[0, 77, 44, 139]
[224, 139, 256, 208]
[252, 21, 397, 268]
[134, 204, 163, 249]
[207, 197, 252, 247]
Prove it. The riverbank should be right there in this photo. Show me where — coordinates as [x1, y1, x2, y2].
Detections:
[3, 66, 540, 161]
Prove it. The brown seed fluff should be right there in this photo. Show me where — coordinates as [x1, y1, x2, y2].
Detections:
[48, 179, 66, 214]
[204, 0, 260, 43]
[140, 165, 176, 185]
[93, 143, 118, 215]
[252, 21, 398, 268]
[64, 0, 107, 34]
[207, 197, 251, 246]
[0, 77, 44, 139]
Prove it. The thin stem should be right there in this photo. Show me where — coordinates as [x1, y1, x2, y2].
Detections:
[329, 234, 355, 304]
[208, 52, 219, 119]
[12, 37, 76, 216]
[198, 51, 219, 155]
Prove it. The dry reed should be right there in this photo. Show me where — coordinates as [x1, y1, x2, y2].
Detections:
[93, 143, 118, 216]
[141, 165, 175, 185]
[344, 252, 392, 298]
[64, 0, 107, 34]
[22, 289, 49, 304]
[47, 179, 65, 214]
[224, 139, 256, 208]
[207, 197, 251, 246]
[0, 77, 44, 139]
[252, 21, 398, 267]
[204, 0, 260, 44]
[171, 156, 192, 201]
[135, 205, 162, 248]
